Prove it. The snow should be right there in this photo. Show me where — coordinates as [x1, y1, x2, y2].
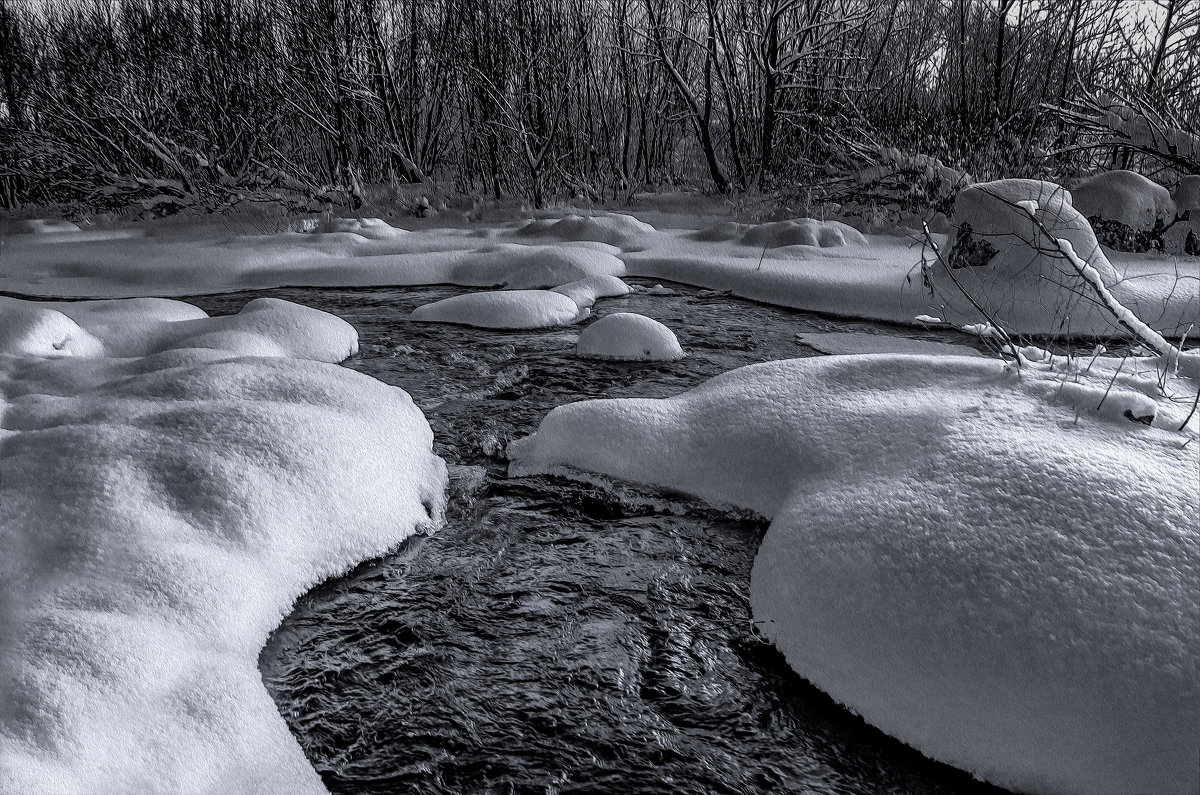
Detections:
[2, 201, 1194, 339]
[8, 219, 82, 234]
[550, 275, 631, 308]
[410, 289, 584, 329]
[739, 218, 868, 249]
[509, 212, 658, 250]
[794, 331, 982, 357]
[576, 313, 685, 361]
[1071, 170, 1175, 229]
[1174, 175, 1200, 212]
[0, 295, 359, 362]
[0, 298, 447, 793]
[508, 353, 1198, 795]
[453, 244, 626, 288]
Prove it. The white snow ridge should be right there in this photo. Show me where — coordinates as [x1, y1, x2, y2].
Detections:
[0, 297, 448, 794]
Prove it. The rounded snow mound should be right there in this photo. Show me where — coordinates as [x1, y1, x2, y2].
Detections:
[508, 353, 1199, 795]
[576, 313, 684, 361]
[7, 218, 83, 235]
[0, 303, 104, 357]
[511, 213, 657, 250]
[0, 296, 359, 362]
[936, 179, 1126, 333]
[454, 244, 626, 289]
[690, 221, 750, 242]
[740, 218, 867, 249]
[551, 275, 630, 308]
[321, 217, 408, 240]
[1072, 170, 1175, 230]
[411, 290, 583, 329]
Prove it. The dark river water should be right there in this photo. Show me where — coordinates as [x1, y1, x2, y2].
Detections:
[191, 282, 1006, 795]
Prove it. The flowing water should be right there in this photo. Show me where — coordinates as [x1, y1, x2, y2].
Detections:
[192, 283, 1006, 795]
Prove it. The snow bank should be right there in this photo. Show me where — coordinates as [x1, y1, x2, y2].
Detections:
[1071, 170, 1175, 230]
[0, 296, 358, 362]
[0, 301, 447, 793]
[550, 275, 631, 308]
[510, 213, 658, 250]
[576, 313, 684, 361]
[410, 289, 583, 329]
[508, 353, 1198, 795]
[452, 244, 626, 289]
[740, 218, 868, 249]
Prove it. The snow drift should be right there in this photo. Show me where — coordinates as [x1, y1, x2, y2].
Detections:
[0, 298, 448, 794]
[508, 353, 1198, 795]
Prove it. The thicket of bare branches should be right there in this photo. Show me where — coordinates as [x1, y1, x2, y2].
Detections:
[0, 0, 1195, 212]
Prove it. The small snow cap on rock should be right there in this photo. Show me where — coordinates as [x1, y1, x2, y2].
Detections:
[1072, 170, 1175, 230]
[576, 313, 685, 361]
[411, 290, 583, 329]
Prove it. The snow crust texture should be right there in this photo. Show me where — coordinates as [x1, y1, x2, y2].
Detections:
[0, 298, 447, 794]
[576, 312, 685, 361]
[508, 353, 1199, 795]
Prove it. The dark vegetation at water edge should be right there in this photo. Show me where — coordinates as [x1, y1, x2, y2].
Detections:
[0, 0, 1196, 215]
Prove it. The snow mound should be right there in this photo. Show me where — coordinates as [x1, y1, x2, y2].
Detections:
[1, 306, 447, 793]
[935, 179, 1131, 333]
[319, 216, 408, 240]
[551, 275, 630, 308]
[511, 213, 657, 250]
[576, 312, 684, 361]
[1071, 170, 1175, 230]
[795, 331, 982, 358]
[410, 289, 583, 329]
[453, 244, 626, 289]
[0, 296, 358, 362]
[740, 218, 868, 249]
[7, 219, 83, 235]
[508, 354, 1198, 795]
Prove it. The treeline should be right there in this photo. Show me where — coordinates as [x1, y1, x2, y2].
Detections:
[0, 0, 1196, 212]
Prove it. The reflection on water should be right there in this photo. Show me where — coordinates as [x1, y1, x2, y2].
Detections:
[192, 283, 1003, 794]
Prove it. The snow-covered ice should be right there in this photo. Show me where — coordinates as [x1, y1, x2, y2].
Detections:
[0, 297, 447, 793]
[576, 313, 685, 361]
[410, 289, 585, 329]
[508, 353, 1199, 795]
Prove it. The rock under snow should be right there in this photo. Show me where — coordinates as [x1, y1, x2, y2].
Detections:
[936, 179, 1132, 334]
[550, 275, 631, 308]
[575, 312, 684, 361]
[453, 244, 626, 289]
[511, 213, 658, 250]
[0, 296, 359, 362]
[0, 301, 447, 793]
[410, 289, 584, 329]
[508, 353, 1198, 795]
[7, 218, 83, 235]
[1072, 170, 1175, 231]
[321, 217, 408, 240]
[740, 218, 868, 249]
